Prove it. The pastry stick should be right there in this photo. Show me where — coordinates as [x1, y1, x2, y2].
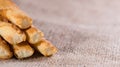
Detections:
[25, 27, 44, 44]
[0, 0, 32, 29]
[12, 42, 34, 59]
[0, 37, 13, 59]
[31, 38, 57, 57]
[0, 22, 26, 45]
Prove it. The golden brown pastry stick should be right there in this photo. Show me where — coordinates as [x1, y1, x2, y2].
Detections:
[0, 22, 26, 45]
[12, 42, 34, 59]
[0, 37, 13, 59]
[25, 27, 44, 44]
[31, 38, 57, 57]
[0, 0, 32, 29]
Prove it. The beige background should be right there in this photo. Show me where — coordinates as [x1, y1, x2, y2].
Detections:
[1, 0, 120, 67]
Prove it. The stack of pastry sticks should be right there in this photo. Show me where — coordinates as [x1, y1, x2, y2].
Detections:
[0, 0, 57, 59]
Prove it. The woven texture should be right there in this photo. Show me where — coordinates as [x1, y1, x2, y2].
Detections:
[1, 0, 120, 67]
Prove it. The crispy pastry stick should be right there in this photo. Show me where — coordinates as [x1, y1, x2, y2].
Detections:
[12, 42, 34, 59]
[25, 27, 44, 44]
[0, 22, 26, 45]
[0, 0, 32, 29]
[0, 37, 13, 59]
[31, 38, 57, 57]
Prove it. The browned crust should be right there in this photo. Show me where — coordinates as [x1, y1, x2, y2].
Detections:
[0, 37, 13, 59]
[25, 27, 44, 44]
[32, 38, 57, 57]
[12, 42, 34, 59]
[0, 22, 26, 45]
[0, 0, 32, 29]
